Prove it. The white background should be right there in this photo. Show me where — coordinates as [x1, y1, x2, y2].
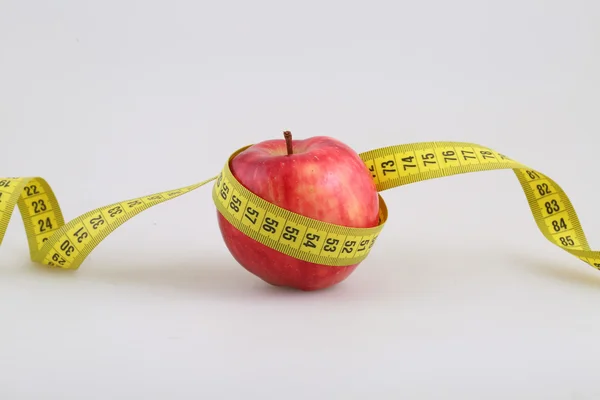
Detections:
[1, 0, 600, 398]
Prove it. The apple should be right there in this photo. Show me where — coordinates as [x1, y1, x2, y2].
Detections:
[217, 131, 380, 291]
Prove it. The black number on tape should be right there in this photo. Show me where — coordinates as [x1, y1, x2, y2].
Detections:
[560, 236, 575, 246]
[32, 199, 47, 213]
[24, 184, 39, 195]
[527, 170, 540, 180]
[442, 150, 457, 162]
[369, 235, 378, 249]
[401, 156, 417, 170]
[244, 207, 259, 224]
[108, 206, 123, 218]
[303, 233, 321, 248]
[368, 164, 376, 179]
[421, 153, 436, 166]
[545, 199, 560, 215]
[52, 252, 66, 265]
[60, 239, 75, 256]
[342, 240, 356, 253]
[73, 227, 89, 243]
[282, 226, 300, 242]
[0, 180, 12, 188]
[479, 150, 495, 159]
[89, 214, 105, 229]
[262, 217, 279, 234]
[536, 183, 552, 196]
[229, 195, 241, 213]
[357, 239, 370, 252]
[220, 182, 229, 200]
[551, 218, 568, 232]
[323, 237, 339, 252]
[461, 150, 476, 160]
[38, 217, 53, 232]
[127, 200, 142, 208]
[380, 160, 396, 175]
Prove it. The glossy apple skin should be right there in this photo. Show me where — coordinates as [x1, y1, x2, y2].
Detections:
[217, 136, 380, 291]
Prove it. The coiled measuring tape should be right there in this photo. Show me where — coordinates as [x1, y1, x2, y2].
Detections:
[0, 140, 598, 271]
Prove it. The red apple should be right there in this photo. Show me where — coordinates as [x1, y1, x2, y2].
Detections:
[216, 131, 380, 291]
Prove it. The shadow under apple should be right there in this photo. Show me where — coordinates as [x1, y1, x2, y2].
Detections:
[19, 250, 364, 300]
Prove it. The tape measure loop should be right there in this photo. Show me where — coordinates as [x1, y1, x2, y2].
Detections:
[0, 140, 599, 273]
[212, 149, 387, 267]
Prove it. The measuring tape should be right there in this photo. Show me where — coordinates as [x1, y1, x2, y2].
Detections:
[0, 140, 599, 272]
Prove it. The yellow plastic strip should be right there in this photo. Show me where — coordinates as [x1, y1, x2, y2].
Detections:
[0, 176, 217, 269]
[0, 140, 598, 271]
[358, 141, 598, 268]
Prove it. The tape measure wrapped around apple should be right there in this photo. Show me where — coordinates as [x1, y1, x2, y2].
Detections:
[0, 131, 599, 291]
[213, 132, 387, 291]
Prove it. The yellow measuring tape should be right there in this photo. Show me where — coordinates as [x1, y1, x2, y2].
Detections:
[0, 140, 598, 271]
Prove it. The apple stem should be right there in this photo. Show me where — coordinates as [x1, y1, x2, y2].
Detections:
[283, 131, 293, 155]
